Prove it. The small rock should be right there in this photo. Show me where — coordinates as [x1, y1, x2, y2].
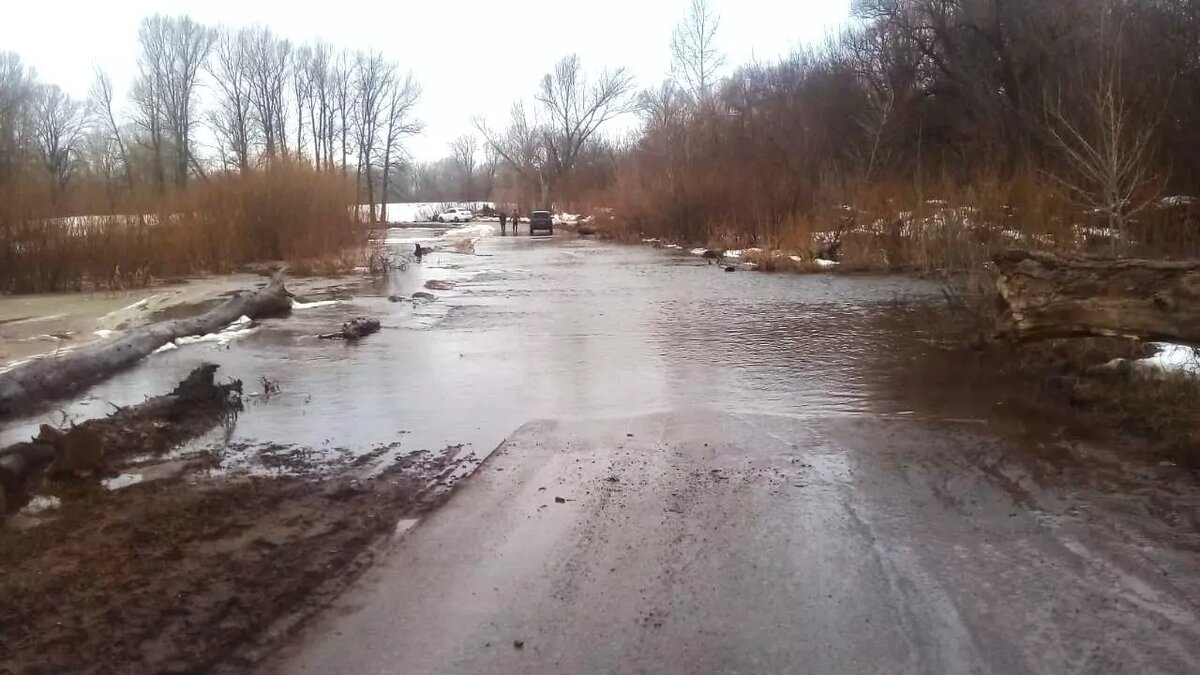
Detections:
[554, 496, 567, 504]
[724, 265, 736, 272]
[412, 292, 436, 301]
[387, 295, 405, 303]
[513, 640, 525, 650]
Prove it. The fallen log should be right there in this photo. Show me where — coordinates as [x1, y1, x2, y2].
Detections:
[318, 317, 381, 341]
[0, 275, 291, 417]
[0, 363, 242, 513]
[992, 249, 1200, 344]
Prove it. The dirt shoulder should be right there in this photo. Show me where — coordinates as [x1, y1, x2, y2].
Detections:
[0, 443, 473, 674]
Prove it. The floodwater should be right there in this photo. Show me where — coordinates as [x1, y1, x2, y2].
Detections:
[2, 229, 955, 457]
[5, 229, 1200, 672]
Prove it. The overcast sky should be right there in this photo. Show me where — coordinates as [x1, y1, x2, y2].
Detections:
[0, 0, 851, 161]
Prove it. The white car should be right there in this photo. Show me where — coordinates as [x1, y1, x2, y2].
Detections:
[437, 208, 473, 223]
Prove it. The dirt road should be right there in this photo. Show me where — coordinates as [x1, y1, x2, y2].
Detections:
[270, 409, 1200, 674]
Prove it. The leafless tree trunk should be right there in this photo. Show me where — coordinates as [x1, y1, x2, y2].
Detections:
[670, 0, 725, 103]
[536, 55, 636, 205]
[0, 53, 35, 182]
[333, 51, 351, 173]
[1045, 34, 1160, 253]
[31, 85, 84, 204]
[207, 28, 255, 171]
[450, 134, 479, 199]
[163, 16, 214, 188]
[132, 18, 170, 193]
[351, 51, 392, 222]
[380, 72, 422, 221]
[246, 26, 292, 160]
[88, 68, 134, 192]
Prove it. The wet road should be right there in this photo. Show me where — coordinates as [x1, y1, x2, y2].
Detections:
[5, 230, 1197, 672]
[257, 232, 1199, 674]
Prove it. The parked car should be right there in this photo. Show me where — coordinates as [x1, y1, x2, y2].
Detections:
[529, 210, 554, 235]
[437, 208, 473, 223]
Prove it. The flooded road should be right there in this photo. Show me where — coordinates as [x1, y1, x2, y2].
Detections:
[5, 230, 1199, 673]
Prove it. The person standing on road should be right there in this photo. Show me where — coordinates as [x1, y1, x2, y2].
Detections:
[499, 210, 508, 235]
[511, 209, 520, 236]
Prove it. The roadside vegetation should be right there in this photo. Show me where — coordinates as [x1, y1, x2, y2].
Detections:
[0, 18, 422, 292]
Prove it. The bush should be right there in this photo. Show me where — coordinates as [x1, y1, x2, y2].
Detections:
[0, 161, 360, 293]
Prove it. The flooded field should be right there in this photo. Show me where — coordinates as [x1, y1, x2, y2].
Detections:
[1, 228, 959, 458]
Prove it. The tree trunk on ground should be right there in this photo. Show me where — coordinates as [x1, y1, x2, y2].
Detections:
[0, 363, 242, 513]
[992, 250, 1200, 344]
[0, 276, 291, 418]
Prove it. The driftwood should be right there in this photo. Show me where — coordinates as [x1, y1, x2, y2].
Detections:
[0, 363, 242, 513]
[318, 317, 381, 341]
[992, 249, 1200, 343]
[0, 275, 291, 417]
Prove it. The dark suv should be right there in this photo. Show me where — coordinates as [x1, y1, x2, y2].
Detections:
[529, 210, 554, 235]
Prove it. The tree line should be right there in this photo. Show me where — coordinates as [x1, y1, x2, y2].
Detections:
[607, 0, 1200, 258]
[0, 15, 421, 221]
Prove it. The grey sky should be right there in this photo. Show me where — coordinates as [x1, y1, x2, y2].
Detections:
[1, 0, 851, 161]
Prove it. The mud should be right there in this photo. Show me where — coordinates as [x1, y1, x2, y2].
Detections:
[0, 442, 472, 675]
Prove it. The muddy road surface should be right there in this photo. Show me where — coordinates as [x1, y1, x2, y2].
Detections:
[4, 229, 1199, 673]
[261, 232, 1195, 674]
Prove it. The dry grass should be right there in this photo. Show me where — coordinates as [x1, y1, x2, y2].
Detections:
[0, 161, 359, 293]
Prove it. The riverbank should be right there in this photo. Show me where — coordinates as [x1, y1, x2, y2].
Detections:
[0, 441, 475, 674]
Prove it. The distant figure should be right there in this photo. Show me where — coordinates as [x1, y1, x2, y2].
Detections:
[511, 209, 520, 236]
[499, 210, 508, 235]
[414, 243, 426, 260]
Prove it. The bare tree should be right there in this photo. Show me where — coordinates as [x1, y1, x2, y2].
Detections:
[163, 16, 214, 186]
[536, 55, 636, 204]
[0, 53, 35, 181]
[351, 51, 393, 221]
[293, 45, 313, 161]
[89, 68, 134, 192]
[332, 50, 352, 171]
[1046, 42, 1160, 251]
[638, 80, 688, 130]
[207, 28, 256, 170]
[475, 102, 548, 206]
[31, 85, 85, 203]
[449, 134, 479, 198]
[131, 18, 170, 192]
[670, 0, 725, 103]
[245, 26, 292, 159]
[379, 72, 422, 221]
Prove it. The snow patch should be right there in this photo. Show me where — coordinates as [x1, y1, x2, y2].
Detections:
[1138, 343, 1200, 375]
[155, 315, 258, 353]
[20, 495, 61, 514]
[689, 248, 708, 256]
[816, 258, 840, 268]
[440, 223, 496, 239]
[93, 329, 118, 339]
[102, 473, 144, 491]
[292, 299, 340, 310]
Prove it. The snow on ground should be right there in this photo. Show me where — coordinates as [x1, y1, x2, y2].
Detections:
[816, 259, 839, 268]
[102, 473, 145, 491]
[440, 223, 497, 239]
[1137, 343, 1200, 375]
[364, 202, 495, 224]
[292, 300, 340, 310]
[155, 315, 258, 353]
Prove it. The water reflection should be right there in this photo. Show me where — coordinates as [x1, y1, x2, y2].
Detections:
[1, 235, 949, 457]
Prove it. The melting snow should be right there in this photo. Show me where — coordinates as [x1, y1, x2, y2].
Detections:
[102, 473, 145, 491]
[1137, 343, 1200, 375]
[292, 300, 340, 310]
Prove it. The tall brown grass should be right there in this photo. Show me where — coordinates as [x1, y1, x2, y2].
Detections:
[0, 160, 360, 293]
